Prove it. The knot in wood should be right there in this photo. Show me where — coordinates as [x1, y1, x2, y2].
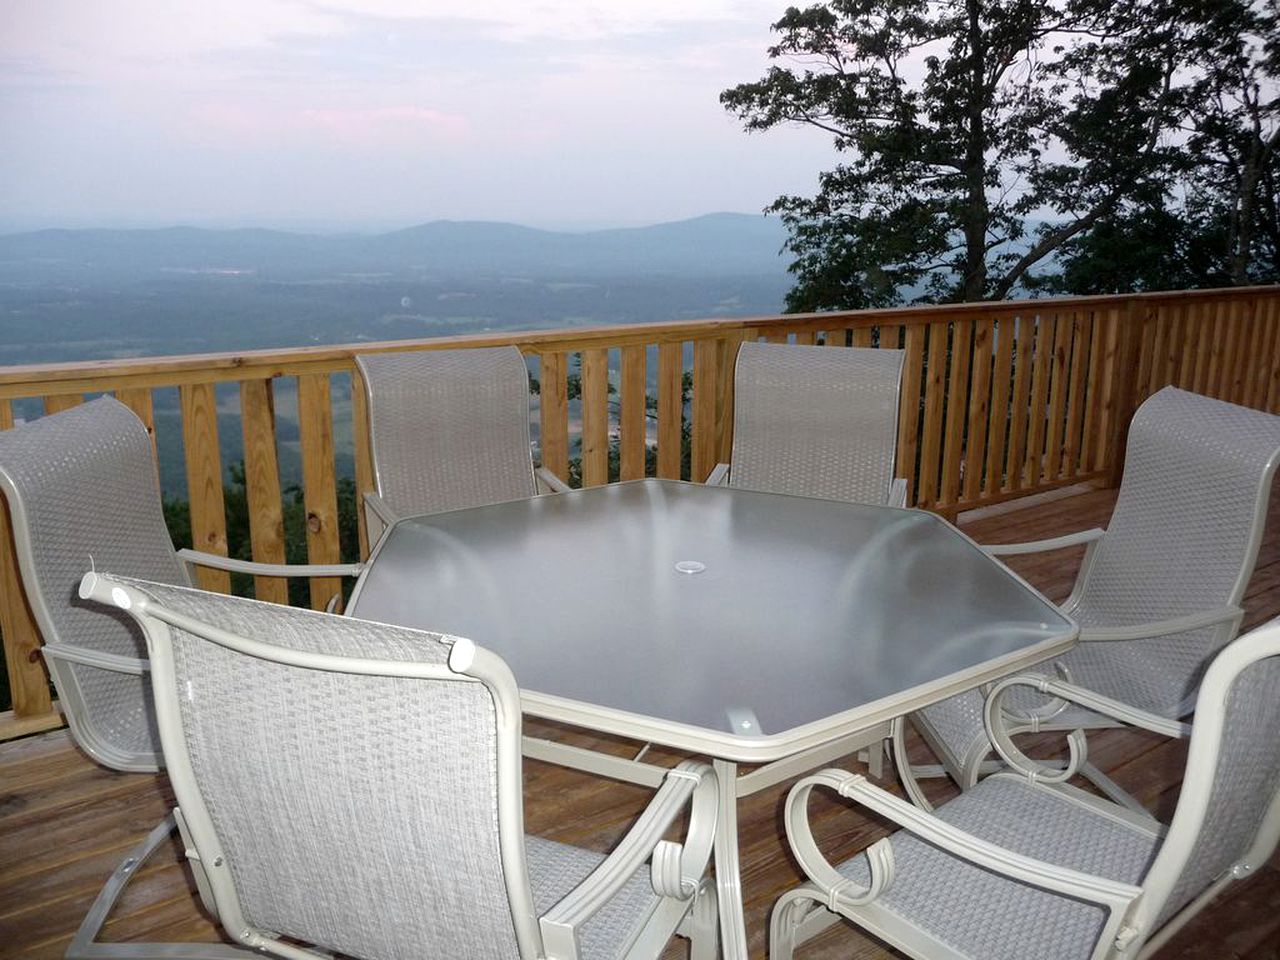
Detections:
[306, 512, 322, 533]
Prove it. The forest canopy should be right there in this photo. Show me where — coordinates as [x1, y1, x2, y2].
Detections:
[722, 0, 1280, 309]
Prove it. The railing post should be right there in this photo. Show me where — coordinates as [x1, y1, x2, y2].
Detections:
[1104, 297, 1149, 488]
[0, 496, 53, 723]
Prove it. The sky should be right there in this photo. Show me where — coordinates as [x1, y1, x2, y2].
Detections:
[0, 0, 836, 232]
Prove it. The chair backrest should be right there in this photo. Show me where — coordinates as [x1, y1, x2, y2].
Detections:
[87, 574, 540, 960]
[0, 397, 188, 771]
[1068, 387, 1280, 716]
[1136, 616, 1280, 940]
[729, 341, 904, 504]
[356, 346, 538, 516]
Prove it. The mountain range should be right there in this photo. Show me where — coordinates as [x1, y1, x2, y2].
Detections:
[0, 212, 791, 281]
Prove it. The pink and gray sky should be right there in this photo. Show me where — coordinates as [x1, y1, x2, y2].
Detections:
[0, 1, 835, 231]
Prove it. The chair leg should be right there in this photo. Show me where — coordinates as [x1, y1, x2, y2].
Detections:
[685, 881, 719, 960]
[769, 889, 811, 960]
[891, 717, 935, 812]
[1079, 761, 1151, 816]
[66, 811, 254, 959]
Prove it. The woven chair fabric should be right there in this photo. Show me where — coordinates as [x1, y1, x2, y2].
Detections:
[838, 776, 1159, 960]
[357, 347, 537, 516]
[113, 577, 524, 960]
[1157, 654, 1280, 926]
[0, 397, 188, 767]
[527, 836, 659, 959]
[917, 388, 1280, 771]
[1061, 388, 1280, 716]
[730, 342, 904, 505]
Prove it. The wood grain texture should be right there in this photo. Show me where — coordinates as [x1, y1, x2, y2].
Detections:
[41, 394, 82, 415]
[239, 380, 288, 604]
[350, 368, 376, 559]
[113, 387, 158, 468]
[538, 352, 569, 482]
[1023, 314, 1055, 489]
[691, 339, 718, 482]
[939, 319, 973, 510]
[656, 343, 683, 480]
[1062, 312, 1093, 479]
[618, 345, 647, 482]
[1005, 315, 1036, 492]
[915, 322, 948, 508]
[296, 374, 342, 610]
[960, 319, 993, 503]
[579, 348, 610, 487]
[984, 318, 1015, 497]
[0, 496, 51, 719]
[897, 324, 926, 505]
[1044, 310, 1074, 481]
[178, 383, 230, 593]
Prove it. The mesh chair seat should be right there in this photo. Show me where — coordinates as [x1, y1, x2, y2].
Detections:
[778, 618, 1280, 960]
[836, 776, 1160, 960]
[356, 347, 539, 519]
[527, 836, 662, 959]
[82, 574, 719, 960]
[0, 397, 192, 771]
[908, 387, 1280, 795]
[727, 341, 905, 505]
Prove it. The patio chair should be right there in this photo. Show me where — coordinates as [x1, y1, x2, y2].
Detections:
[707, 341, 908, 507]
[898, 386, 1280, 811]
[79, 571, 721, 960]
[355, 346, 570, 544]
[0, 395, 361, 957]
[771, 614, 1280, 960]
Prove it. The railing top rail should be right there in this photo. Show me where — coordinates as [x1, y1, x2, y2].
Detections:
[0, 285, 1275, 397]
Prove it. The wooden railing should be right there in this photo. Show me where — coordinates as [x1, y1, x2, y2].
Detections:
[2, 286, 1278, 738]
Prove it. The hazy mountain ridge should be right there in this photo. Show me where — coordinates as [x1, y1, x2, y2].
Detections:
[0, 214, 794, 367]
[0, 213, 790, 280]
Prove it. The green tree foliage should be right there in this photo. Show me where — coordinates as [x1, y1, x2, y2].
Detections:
[1036, 1, 1280, 293]
[722, 0, 1277, 307]
[163, 462, 361, 607]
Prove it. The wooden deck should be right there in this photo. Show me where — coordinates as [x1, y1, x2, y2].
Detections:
[2, 483, 1279, 960]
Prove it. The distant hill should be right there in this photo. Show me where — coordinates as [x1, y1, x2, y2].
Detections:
[0, 213, 791, 281]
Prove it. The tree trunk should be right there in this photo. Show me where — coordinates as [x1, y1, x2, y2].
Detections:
[963, 0, 989, 302]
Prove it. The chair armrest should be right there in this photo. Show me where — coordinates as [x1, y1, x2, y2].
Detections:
[980, 527, 1105, 557]
[177, 549, 362, 579]
[786, 769, 1143, 915]
[705, 463, 730, 487]
[540, 761, 717, 954]
[1077, 605, 1243, 643]
[535, 466, 573, 494]
[42, 642, 149, 675]
[887, 478, 908, 508]
[983, 674, 1192, 784]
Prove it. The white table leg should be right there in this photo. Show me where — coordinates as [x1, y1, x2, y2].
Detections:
[712, 757, 749, 960]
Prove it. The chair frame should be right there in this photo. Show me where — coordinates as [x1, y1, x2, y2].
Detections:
[707, 341, 908, 508]
[0, 397, 362, 958]
[80, 571, 721, 960]
[897, 388, 1280, 812]
[355, 347, 570, 546]
[773, 618, 1280, 960]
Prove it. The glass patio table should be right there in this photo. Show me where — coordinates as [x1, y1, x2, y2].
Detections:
[346, 478, 1077, 958]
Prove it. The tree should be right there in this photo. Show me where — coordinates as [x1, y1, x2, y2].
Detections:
[1034, 0, 1280, 294]
[721, 0, 1226, 308]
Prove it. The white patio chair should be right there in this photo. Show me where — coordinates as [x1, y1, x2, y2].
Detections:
[355, 346, 570, 544]
[898, 386, 1280, 811]
[707, 341, 908, 507]
[0, 395, 361, 958]
[772, 614, 1280, 960]
[79, 571, 721, 960]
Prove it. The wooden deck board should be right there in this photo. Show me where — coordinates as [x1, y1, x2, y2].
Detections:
[1, 483, 1278, 959]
